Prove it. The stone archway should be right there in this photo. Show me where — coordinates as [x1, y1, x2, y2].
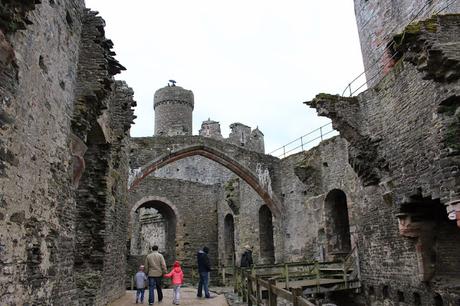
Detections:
[128, 144, 281, 216]
[130, 196, 180, 265]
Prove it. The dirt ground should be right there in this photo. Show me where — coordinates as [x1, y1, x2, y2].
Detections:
[108, 287, 229, 306]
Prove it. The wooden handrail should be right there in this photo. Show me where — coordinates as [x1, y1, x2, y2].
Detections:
[234, 248, 360, 305]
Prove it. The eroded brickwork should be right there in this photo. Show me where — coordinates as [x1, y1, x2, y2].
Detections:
[0, 1, 84, 305]
[307, 14, 460, 306]
[0, 1, 135, 305]
[353, 0, 460, 86]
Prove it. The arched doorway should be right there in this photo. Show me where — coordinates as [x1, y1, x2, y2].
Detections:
[224, 214, 235, 266]
[324, 189, 351, 256]
[131, 200, 177, 264]
[259, 205, 275, 264]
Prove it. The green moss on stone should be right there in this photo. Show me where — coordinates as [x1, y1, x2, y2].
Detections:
[316, 93, 340, 100]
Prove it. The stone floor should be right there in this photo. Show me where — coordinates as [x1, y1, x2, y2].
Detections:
[108, 287, 229, 306]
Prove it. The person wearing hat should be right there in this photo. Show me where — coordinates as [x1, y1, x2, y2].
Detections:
[240, 245, 253, 268]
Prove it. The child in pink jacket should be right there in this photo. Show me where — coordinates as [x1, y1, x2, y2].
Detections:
[164, 261, 184, 305]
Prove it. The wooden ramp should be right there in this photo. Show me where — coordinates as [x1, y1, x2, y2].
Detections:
[234, 248, 361, 305]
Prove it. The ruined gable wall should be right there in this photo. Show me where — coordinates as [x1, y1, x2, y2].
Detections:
[0, 1, 85, 305]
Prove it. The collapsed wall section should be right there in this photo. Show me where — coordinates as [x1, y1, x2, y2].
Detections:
[71, 9, 135, 305]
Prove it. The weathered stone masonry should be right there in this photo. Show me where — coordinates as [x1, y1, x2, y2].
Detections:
[0, 1, 135, 305]
[307, 13, 460, 306]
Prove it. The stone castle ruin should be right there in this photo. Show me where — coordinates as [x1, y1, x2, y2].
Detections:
[0, 0, 459, 305]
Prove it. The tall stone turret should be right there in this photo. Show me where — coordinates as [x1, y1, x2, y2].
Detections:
[353, 0, 459, 87]
[154, 84, 194, 136]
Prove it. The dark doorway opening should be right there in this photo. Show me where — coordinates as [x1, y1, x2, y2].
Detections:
[325, 189, 351, 256]
[224, 214, 235, 266]
[259, 205, 275, 264]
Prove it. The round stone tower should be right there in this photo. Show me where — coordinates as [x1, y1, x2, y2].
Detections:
[154, 84, 194, 136]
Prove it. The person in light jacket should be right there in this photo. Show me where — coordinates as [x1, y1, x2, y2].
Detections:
[144, 245, 167, 305]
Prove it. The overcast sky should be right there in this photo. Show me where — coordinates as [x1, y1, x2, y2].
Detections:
[85, 0, 364, 154]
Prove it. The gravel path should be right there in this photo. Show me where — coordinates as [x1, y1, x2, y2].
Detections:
[108, 287, 228, 306]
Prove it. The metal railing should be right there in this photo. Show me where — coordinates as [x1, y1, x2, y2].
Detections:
[269, 122, 337, 159]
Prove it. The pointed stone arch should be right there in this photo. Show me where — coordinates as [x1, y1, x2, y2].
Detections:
[128, 144, 281, 216]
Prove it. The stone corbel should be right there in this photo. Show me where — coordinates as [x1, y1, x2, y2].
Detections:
[396, 212, 436, 282]
[446, 199, 460, 228]
[69, 133, 87, 188]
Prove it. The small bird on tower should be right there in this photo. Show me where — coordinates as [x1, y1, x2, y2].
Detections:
[168, 80, 177, 87]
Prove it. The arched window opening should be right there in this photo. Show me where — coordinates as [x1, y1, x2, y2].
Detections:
[224, 214, 235, 266]
[324, 189, 351, 256]
[131, 200, 177, 265]
[259, 205, 275, 264]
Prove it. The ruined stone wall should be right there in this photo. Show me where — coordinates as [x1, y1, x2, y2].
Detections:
[308, 14, 460, 305]
[279, 137, 362, 263]
[0, 2, 135, 305]
[0, 1, 84, 305]
[353, 0, 459, 86]
[128, 177, 221, 268]
[71, 7, 135, 304]
[138, 210, 166, 255]
[128, 134, 284, 277]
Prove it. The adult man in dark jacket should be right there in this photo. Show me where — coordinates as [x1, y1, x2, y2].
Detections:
[240, 245, 253, 268]
[196, 246, 213, 298]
